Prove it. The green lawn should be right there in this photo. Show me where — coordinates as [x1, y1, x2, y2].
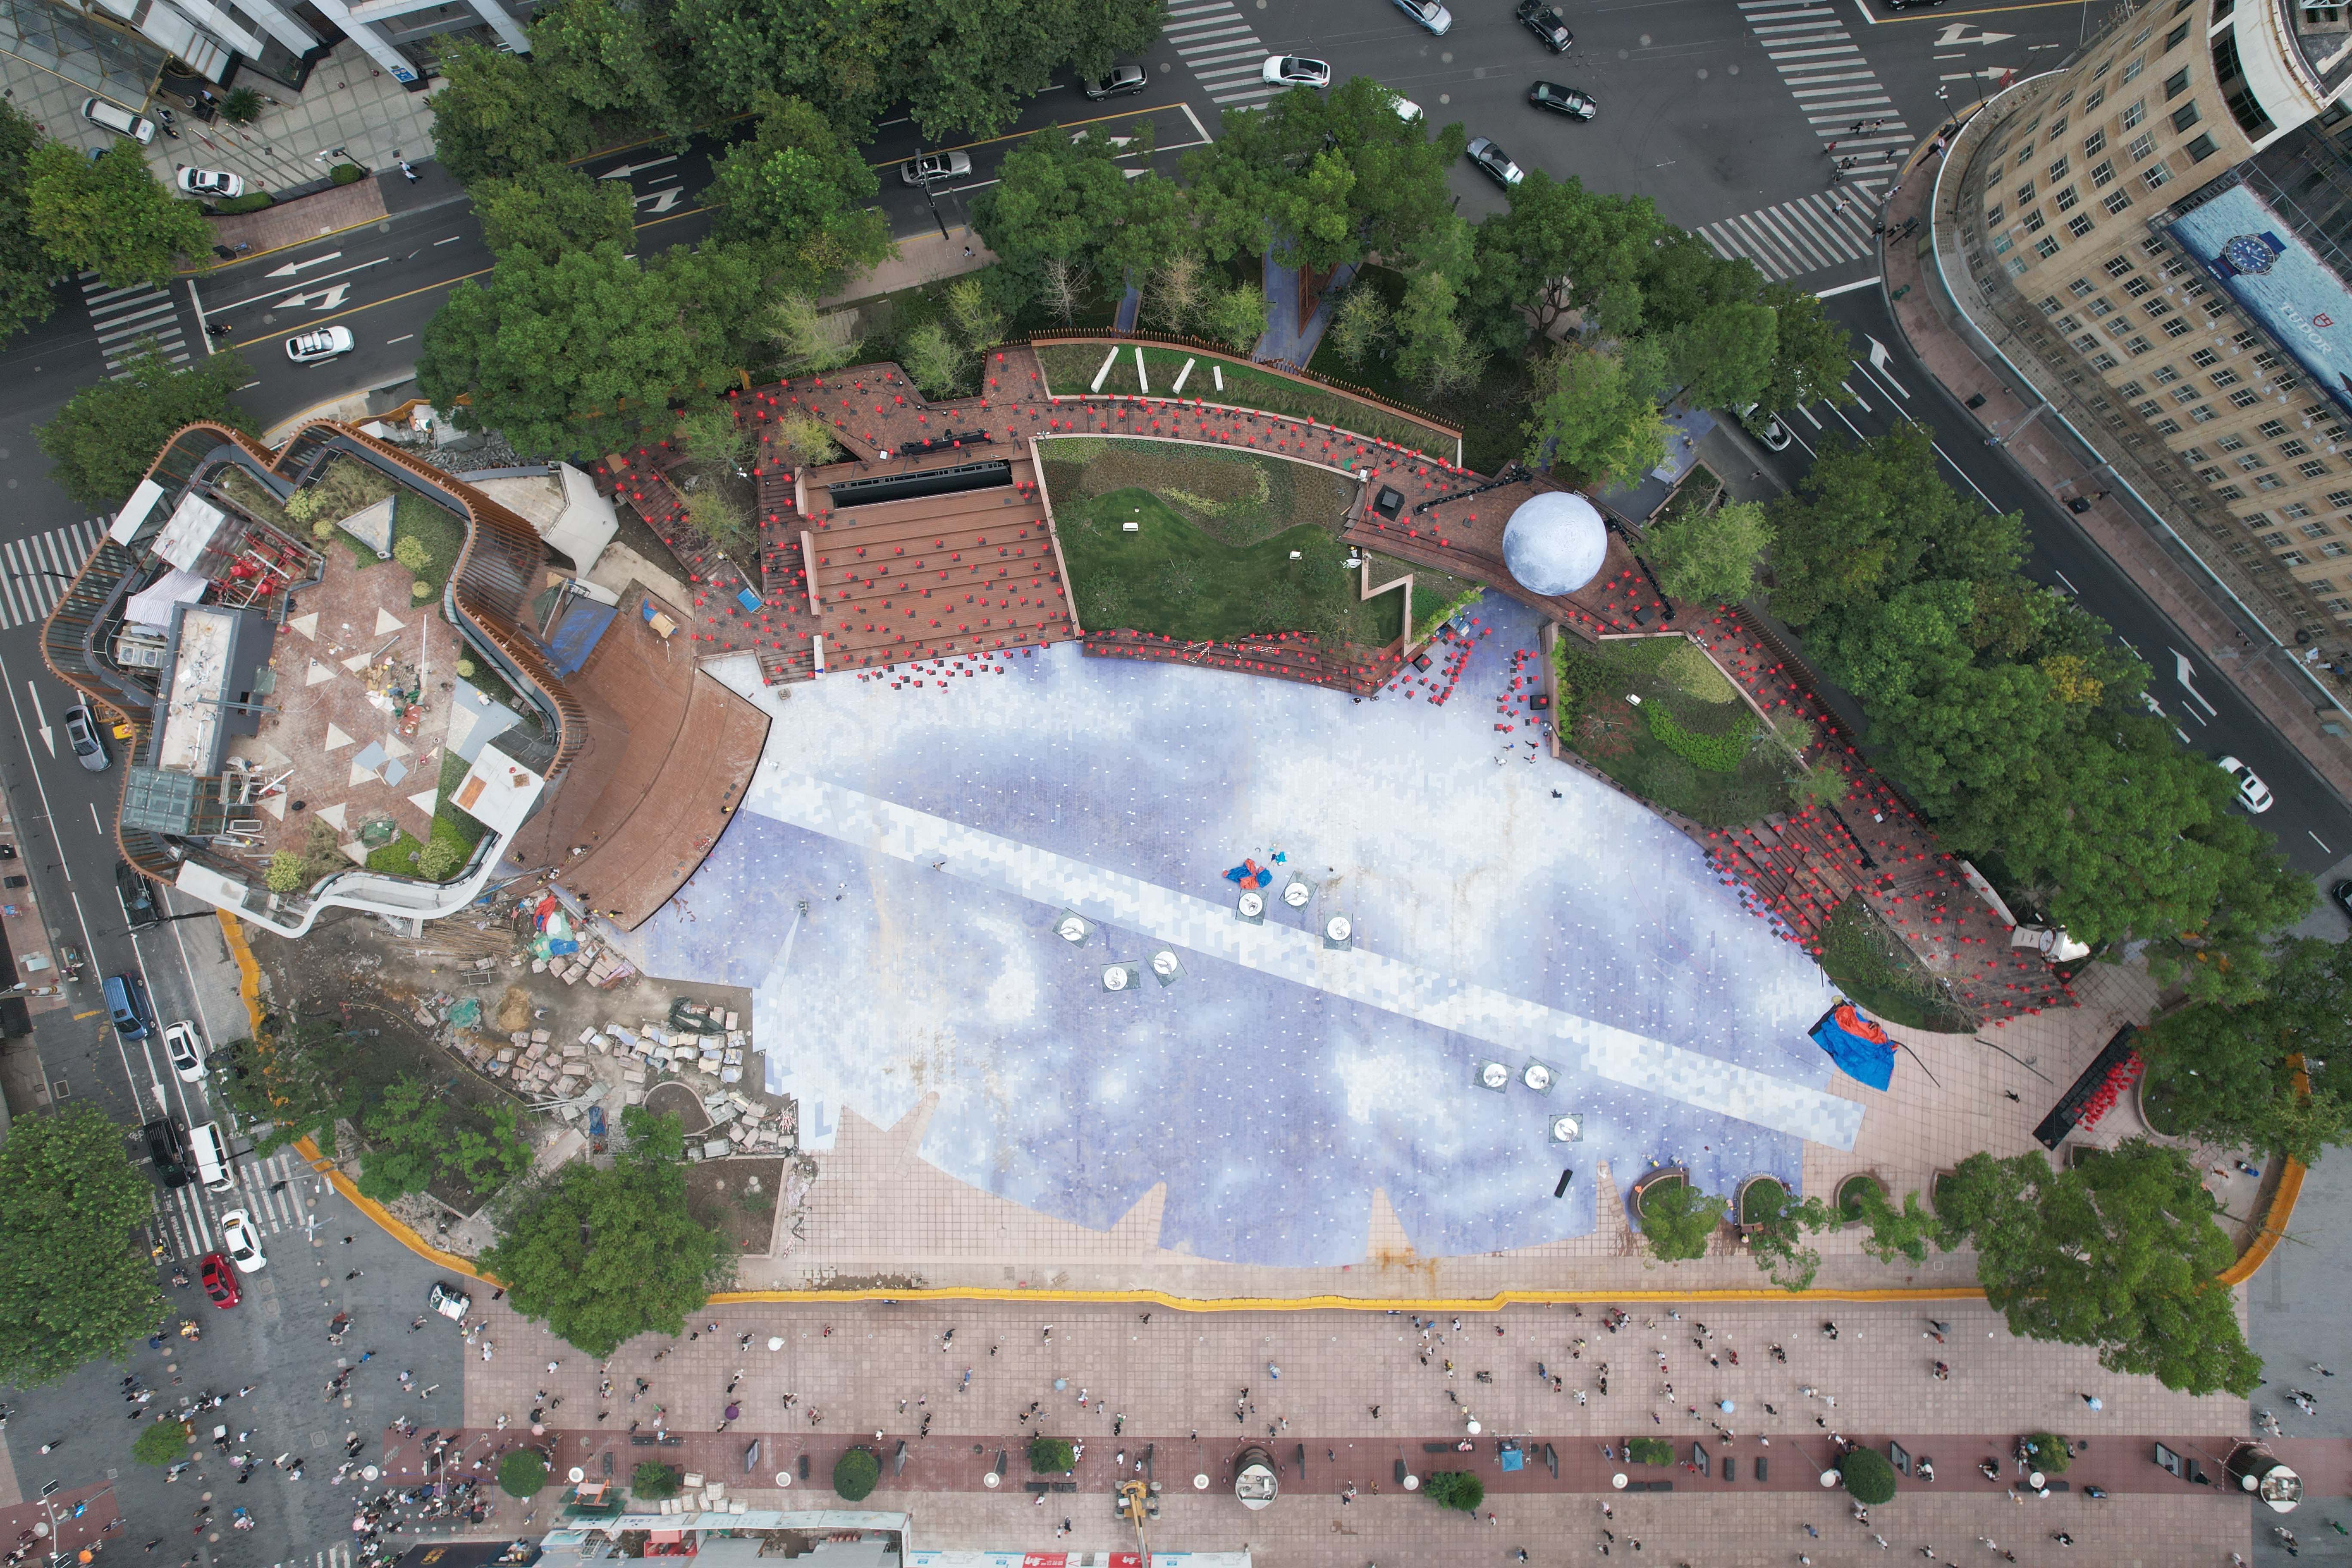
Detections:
[1816, 894, 1978, 1032]
[1033, 342, 1458, 457]
[365, 749, 493, 878]
[1555, 634, 1790, 828]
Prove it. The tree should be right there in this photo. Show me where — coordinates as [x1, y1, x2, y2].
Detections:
[707, 93, 893, 292]
[478, 164, 636, 263]
[1393, 267, 1484, 395]
[499, 1450, 548, 1497]
[1757, 283, 1856, 410]
[132, 1418, 190, 1465]
[26, 141, 211, 288]
[264, 852, 308, 894]
[1741, 1180, 1833, 1291]
[1662, 299, 1777, 412]
[899, 320, 965, 398]
[763, 291, 858, 374]
[1937, 1142, 2260, 1395]
[1637, 1179, 1728, 1261]
[1523, 341, 1669, 489]
[1464, 172, 1663, 348]
[479, 1108, 732, 1358]
[356, 1077, 444, 1202]
[0, 100, 58, 343]
[2138, 937, 2351, 1162]
[1326, 285, 1394, 368]
[0, 1103, 162, 1385]
[1842, 1179, 1941, 1265]
[529, 0, 684, 138]
[1027, 1436, 1074, 1473]
[1647, 497, 1770, 606]
[427, 40, 593, 186]
[215, 1013, 358, 1154]
[38, 343, 252, 506]
[971, 126, 1147, 305]
[1622, 1438, 1674, 1466]
[1199, 282, 1266, 355]
[1422, 1471, 1484, 1511]
[833, 1446, 880, 1501]
[631, 1461, 680, 1498]
[1839, 1447, 1897, 1505]
[2021, 1432, 2072, 1474]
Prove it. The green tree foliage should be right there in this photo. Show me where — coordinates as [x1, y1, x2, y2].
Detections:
[38, 343, 252, 506]
[0, 1103, 162, 1385]
[529, 0, 684, 138]
[26, 141, 211, 288]
[499, 1450, 548, 1497]
[2021, 1432, 2071, 1474]
[0, 100, 58, 343]
[1622, 1438, 1674, 1466]
[356, 1077, 533, 1203]
[1200, 282, 1267, 355]
[972, 125, 1155, 304]
[1637, 1179, 1728, 1261]
[632, 1462, 681, 1498]
[1839, 1447, 1897, 1505]
[215, 1014, 356, 1153]
[1464, 171, 1663, 347]
[133, 1418, 190, 1465]
[1936, 1142, 2260, 1395]
[1758, 283, 1857, 410]
[477, 164, 637, 262]
[1661, 298, 1778, 412]
[427, 40, 593, 185]
[1326, 286, 1395, 368]
[1523, 341, 1669, 489]
[1027, 1436, 1075, 1472]
[2138, 937, 2351, 1161]
[1647, 497, 1771, 607]
[1741, 1180, 1834, 1291]
[899, 321, 966, 398]
[418, 243, 760, 457]
[479, 1108, 732, 1358]
[1422, 1470, 1484, 1510]
[762, 291, 858, 374]
[1393, 267, 1484, 395]
[833, 1446, 880, 1501]
[708, 93, 893, 291]
[1842, 1179, 1940, 1265]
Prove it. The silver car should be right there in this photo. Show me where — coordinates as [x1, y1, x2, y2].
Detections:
[1391, 0, 1452, 34]
[285, 326, 354, 364]
[64, 703, 109, 772]
[900, 150, 973, 185]
[1261, 56, 1333, 88]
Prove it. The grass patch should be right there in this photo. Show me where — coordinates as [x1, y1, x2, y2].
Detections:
[1034, 342, 1456, 456]
[393, 492, 466, 604]
[1042, 435, 1356, 546]
[1305, 265, 1537, 475]
[1555, 636, 1788, 827]
[363, 751, 492, 879]
[1817, 894, 1978, 1032]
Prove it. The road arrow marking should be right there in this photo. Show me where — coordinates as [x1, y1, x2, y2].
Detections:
[265, 251, 343, 277]
[2173, 649, 2220, 715]
[1939, 67, 2014, 81]
[1865, 336, 1912, 398]
[274, 282, 354, 312]
[25, 682, 50, 758]
[632, 187, 689, 214]
[1935, 23, 2016, 45]
[600, 156, 679, 181]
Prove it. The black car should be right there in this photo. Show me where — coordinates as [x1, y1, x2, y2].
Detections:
[1516, 0, 1573, 52]
[2334, 879, 2352, 921]
[117, 860, 160, 931]
[1882, 0, 1945, 8]
[1466, 137, 1526, 189]
[143, 1118, 190, 1188]
[1528, 80, 1597, 120]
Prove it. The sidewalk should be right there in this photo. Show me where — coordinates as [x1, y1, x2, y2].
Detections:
[820, 226, 993, 309]
[1877, 119, 2352, 808]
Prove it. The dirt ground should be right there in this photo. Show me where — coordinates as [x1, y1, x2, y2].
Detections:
[683, 1155, 786, 1256]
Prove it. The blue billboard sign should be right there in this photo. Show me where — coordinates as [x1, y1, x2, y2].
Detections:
[2167, 181, 2352, 423]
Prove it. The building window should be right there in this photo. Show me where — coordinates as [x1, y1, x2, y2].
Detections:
[2123, 279, 2153, 302]
[2220, 433, 2249, 452]
[2324, 597, 2352, 614]
[2104, 189, 2135, 215]
[2209, 366, 2239, 385]
[2069, 277, 2097, 298]
[2164, 20, 2191, 49]
[2234, 331, 2262, 352]
[1994, 233, 2013, 255]
[2145, 160, 2174, 189]
[2054, 184, 2081, 211]
[2284, 500, 2316, 518]
[2328, 489, 2352, 508]
[1988, 203, 2007, 227]
[2162, 316, 2193, 337]
[2090, 299, 2116, 318]
[2154, 417, 2184, 434]
[2193, 349, 2222, 368]
[2192, 404, 2219, 421]
[2089, 159, 2117, 187]
[2107, 255, 2140, 279]
[2323, 542, 2351, 557]
[2165, 67, 2192, 98]
[2261, 530, 2292, 547]
[2302, 459, 2332, 479]
[2229, 387, 2262, 407]
[2254, 349, 2282, 370]
[2087, 86, 2107, 111]
[2022, 209, 2048, 233]
[2200, 464, 2228, 481]
[2074, 333, 2103, 351]
[2212, 33, 2279, 140]
[2282, 550, 2311, 566]
[2007, 255, 2030, 277]
[2036, 235, 2063, 258]
[2049, 114, 2070, 140]
[2307, 3, 2343, 21]
[2041, 296, 2067, 315]
[2126, 335, 2155, 354]
[2139, 399, 2165, 416]
[2278, 436, 2310, 454]
[2261, 420, 2290, 438]
[2127, 132, 2157, 165]
[2255, 475, 2284, 490]
[2085, 128, 2108, 156]
[2186, 132, 2220, 160]
[2171, 101, 2202, 133]
[2088, 350, 2121, 370]
[2238, 454, 2268, 472]
[2049, 154, 2072, 181]
[2153, 364, 2181, 384]
[2216, 483, 2247, 500]
[2016, 180, 2037, 204]
[2069, 214, 2097, 237]
[2123, 95, 2147, 126]
[2145, 299, 2174, 318]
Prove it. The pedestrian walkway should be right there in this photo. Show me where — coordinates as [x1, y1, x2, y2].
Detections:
[80, 271, 190, 377]
[1737, 0, 1911, 195]
[1159, 0, 1281, 110]
[150, 1146, 313, 1260]
[0, 517, 106, 630]
[1699, 191, 1878, 284]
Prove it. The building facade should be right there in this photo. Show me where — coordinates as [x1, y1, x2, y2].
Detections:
[1947, 0, 2352, 679]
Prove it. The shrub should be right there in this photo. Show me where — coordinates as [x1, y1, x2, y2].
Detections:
[1201, 282, 1268, 354]
[2021, 1432, 2071, 1474]
[498, 1450, 548, 1498]
[1027, 1436, 1075, 1473]
[1644, 702, 1757, 773]
[330, 163, 367, 185]
[456, 658, 476, 677]
[1623, 1437, 1675, 1467]
[410, 579, 432, 600]
[393, 535, 432, 572]
[415, 836, 467, 881]
[631, 1461, 680, 1498]
[1839, 1446, 1897, 1505]
[264, 851, 308, 893]
[210, 192, 274, 215]
[220, 87, 263, 125]
[833, 1446, 880, 1501]
[900, 321, 965, 399]
[1638, 1177, 1730, 1262]
[1422, 1470, 1483, 1511]
[132, 1419, 189, 1464]
[1657, 640, 1737, 703]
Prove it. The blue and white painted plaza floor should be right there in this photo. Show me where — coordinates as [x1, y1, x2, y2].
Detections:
[632, 598, 1853, 1266]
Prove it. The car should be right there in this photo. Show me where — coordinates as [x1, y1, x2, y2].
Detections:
[429, 1281, 472, 1321]
[1528, 80, 1597, 119]
[1260, 56, 1333, 88]
[1465, 137, 1525, 189]
[1083, 65, 1148, 100]
[2216, 755, 2273, 812]
[285, 326, 354, 364]
[1391, 0, 1452, 35]
[1882, 0, 1946, 9]
[164, 1020, 206, 1083]
[117, 861, 160, 931]
[1383, 88, 1424, 122]
[142, 1118, 190, 1188]
[80, 97, 155, 145]
[2333, 880, 2352, 922]
[218, 1210, 265, 1274]
[199, 1252, 239, 1309]
[175, 168, 244, 198]
[899, 150, 973, 186]
[1516, 0, 1573, 52]
[63, 703, 109, 772]
[1737, 402, 1792, 452]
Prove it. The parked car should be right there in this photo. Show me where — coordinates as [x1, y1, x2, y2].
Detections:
[1516, 0, 1574, 51]
[164, 1020, 206, 1083]
[1528, 80, 1597, 120]
[1391, 0, 1452, 35]
[429, 1281, 472, 1321]
[2333, 879, 2352, 921]
[285, 327, 354, 364]
[63, 703, 109, 772]
[2216, 755, 2273, 812]
[1466, 137, 1526, 189]
[176, 167, 244, 198]
[1083, 65, 1148, 100]
[1737, 402, 1793, 452]
[1384, 88, 1424, 122]
[1261, 55, 1333, 88]
[199, 1253, 239, 1309]
[1883, 0, 1946, 9]
[219, 1209, 265, 1274]
[900, 150, 973, 185]
[80, 97, 155, 145]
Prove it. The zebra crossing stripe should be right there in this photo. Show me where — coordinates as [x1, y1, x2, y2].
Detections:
[0, 519, 103, 630]
[1702, 193, 1877, 283]
[80, 272, 190, 377]
[1164, 0, 1276, 110]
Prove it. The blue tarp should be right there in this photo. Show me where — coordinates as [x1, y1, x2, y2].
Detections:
[548, 597, 618, 675]
[1498, 1445, 1525, 1473]
[1810, 1004, 1895, 1091]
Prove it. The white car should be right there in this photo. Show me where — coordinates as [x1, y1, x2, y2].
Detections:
[80, 97, 155, 145]
[1738, 403, 1792, 452]
[285, 326, 354, 364]
[1261, 56, 1333, 88]
[1392, 0, 1452, 34]
[176, 168, 245, 198]
[163, 1020, 205, 1083]
[219, 1210, 265, 1274]
[1384, 89, 1424, 123]
[429, 1280, 472, 1321]
[2217, 755, 2274, 813]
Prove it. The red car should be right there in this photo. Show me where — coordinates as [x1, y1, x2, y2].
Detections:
[199, 1252, 239, 1309]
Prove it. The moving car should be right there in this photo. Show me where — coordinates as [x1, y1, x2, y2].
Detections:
[164, 1020, 206, 1083]
[1516, 0, 1574, 52]
[1083, 65, 1148, 100]
[1528, 81, 1597, 119]
[80, 97, 155, 145]
[143, 1118, 190, 1188]
[1882, 0, 1946, 9]
[1384, 88, 1424, 122]
[285, 326, 354, 364]
[900, 150, 972, 185]
[1466, 137, 1526, 189]
[64, 703, 110, 772]
[176, 168, 245, 198]
[118, 861, 160, 931]
[219, 1209, 265, 1274]
[1261, 56, 1333, 88]
[429, 1280, 472, 1321]
[1391, 0, 1452, 35]
[2216, 755, 2273, 812]
[199, 1252, 239, 1309]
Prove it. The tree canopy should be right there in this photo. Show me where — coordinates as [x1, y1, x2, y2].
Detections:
[1648, 497, 1771, 608]
[707, 92, 894, 291]
[0, 1104, 162, 1385]
[478, 163, 637, 262]
[27, 140, 211, 289]
[1524, 341, 1669, 489]
[37, 343, 252, 506]
[426, 40, 594, 185]
[1465, 172, 1663, 347]
[2138, 936, 2351, 1161]
[355, 1077, 533, 1204]
[0, 100, 58, 343]
[1637, 1179, 1728, 1262]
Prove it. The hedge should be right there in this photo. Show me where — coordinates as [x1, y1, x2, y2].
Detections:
[330, 163, 367, 185]
[498, 1450, 548, 1498]
[1840, 1447, 1897, 1505]
[1028, 1436, 1075, 1473]
[209, 191, 274, 215]
[1645, 701, 1757, 773]
[833, 1446, 880, 1501]
[132, 1419, 189, 1464]
[2021, 1432, 2071, 1473]
[632, 1461, 680, 1498]
[1422, 1470, 1483, 1511]
[1623, 1437, 1675, 1467]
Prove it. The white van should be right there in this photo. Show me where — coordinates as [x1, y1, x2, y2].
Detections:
[80, 97, 156, 145]
[189, 1120, 236, 1194]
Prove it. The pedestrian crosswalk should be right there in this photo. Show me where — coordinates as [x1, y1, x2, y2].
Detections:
[270, 1546, 352, 1568]
[1699, 191, 1880, 284]
[152, 1147, 317, 1261]
[0, 518, 105, 630]
[1736, 0, 1914, 196]
[1162, 0, 1281, 109]
[79, 271, 191, 379]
